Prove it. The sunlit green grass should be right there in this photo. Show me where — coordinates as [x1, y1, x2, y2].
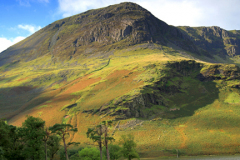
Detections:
[2, 44, 240, 157]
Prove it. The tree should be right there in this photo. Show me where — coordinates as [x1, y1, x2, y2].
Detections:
[102, 121, 114, 160]
[103, 144, 122, 160]
[66, 147, 84, 160]
[21, 116, 46, 160]
[0, 120, 25, 160]
[79, 147, 104, 160]
[49, 123, 78, 160]
[0, 147, 3, 160]
[119, 134, 139, 160]
[47, 134, 61, 160]
[87, 124, 103, 160]
[87, 121, 114, 160]
[43, 128, 51, 160]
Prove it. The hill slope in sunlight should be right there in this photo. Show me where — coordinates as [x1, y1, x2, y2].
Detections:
[2, 2, 240, 157]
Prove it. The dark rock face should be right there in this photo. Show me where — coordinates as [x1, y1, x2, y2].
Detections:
[70, 2, 170, 47]
[167, 26, 200, 54]
[178, 26, 240, 57]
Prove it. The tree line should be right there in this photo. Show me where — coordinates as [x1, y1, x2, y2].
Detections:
[0, 116, 139, 160]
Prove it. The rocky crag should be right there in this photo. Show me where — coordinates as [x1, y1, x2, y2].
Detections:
[179, 26, 240, 58]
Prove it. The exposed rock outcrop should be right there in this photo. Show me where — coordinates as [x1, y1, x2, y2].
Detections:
[197, 64, 240, 81]
[179, 26, 240, 57]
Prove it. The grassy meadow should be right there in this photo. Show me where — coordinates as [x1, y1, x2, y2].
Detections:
[1, 44, 240, 158]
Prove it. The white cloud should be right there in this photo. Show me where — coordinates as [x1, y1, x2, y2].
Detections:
[191, 0, 240, 30]
[18, 24, 42, 34]
[57, 0, 240, 30]
[0, 36, 26, 53]
[58, 0, 120, 17]
[136, 0, 203, 27]
[56, 0, 204, 26]
[0, 24, 42, 53]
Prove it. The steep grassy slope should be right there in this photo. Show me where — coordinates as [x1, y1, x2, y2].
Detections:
[3, 46, 240, 157]
[2, 2, 240, 158]
[4, 44, 179, 121]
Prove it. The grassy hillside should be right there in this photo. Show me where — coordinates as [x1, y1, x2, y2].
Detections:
[1, 43, 240, 157]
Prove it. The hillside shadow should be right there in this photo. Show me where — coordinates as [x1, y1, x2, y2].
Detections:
[0, 47, 39, 67]
[0, 84, 84, 120]
[164, 81, 219, 118]
[139, 60, 220, 119]
[0, 86, 44, 120]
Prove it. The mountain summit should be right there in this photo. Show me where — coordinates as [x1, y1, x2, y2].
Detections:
[0, 2, 196, 66]
[1, 2, 240, 66]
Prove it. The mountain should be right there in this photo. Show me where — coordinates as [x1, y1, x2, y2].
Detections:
[179, 26, 240, 58]
[1, 2, 240, 157]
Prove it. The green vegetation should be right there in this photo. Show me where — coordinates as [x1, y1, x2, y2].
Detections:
[2, 56, 240, 158]
[0, 117, 83, 160]
[224, 92, 240, 104]
[87, 121, 115, 160]
[103, 144, 122, 160]
[21, 116, 46, 160]
[2, 54, 240, 158]
[0, 117, 139, 160]
[49, 124, 79, 160]
[47, 134, 61, 160]
[87, 124, 104, 160]
[119, 134, 139, 160]
[0, 120, 25, 160]
[79, 147, 104, 160]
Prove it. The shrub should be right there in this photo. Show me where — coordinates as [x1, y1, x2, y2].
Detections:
[103, 144, 122, 160]
[79, 147, 106, 160]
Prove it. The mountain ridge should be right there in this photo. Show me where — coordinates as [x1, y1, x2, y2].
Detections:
[1, 2, 240, 65]
[0, 2, 200, 67]
[178, 26, 240, 58]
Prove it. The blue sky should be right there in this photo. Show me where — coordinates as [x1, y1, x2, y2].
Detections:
[1, 0, 240, 53]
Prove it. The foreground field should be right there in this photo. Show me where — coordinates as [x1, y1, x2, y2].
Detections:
[1, 45, 240, 157]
